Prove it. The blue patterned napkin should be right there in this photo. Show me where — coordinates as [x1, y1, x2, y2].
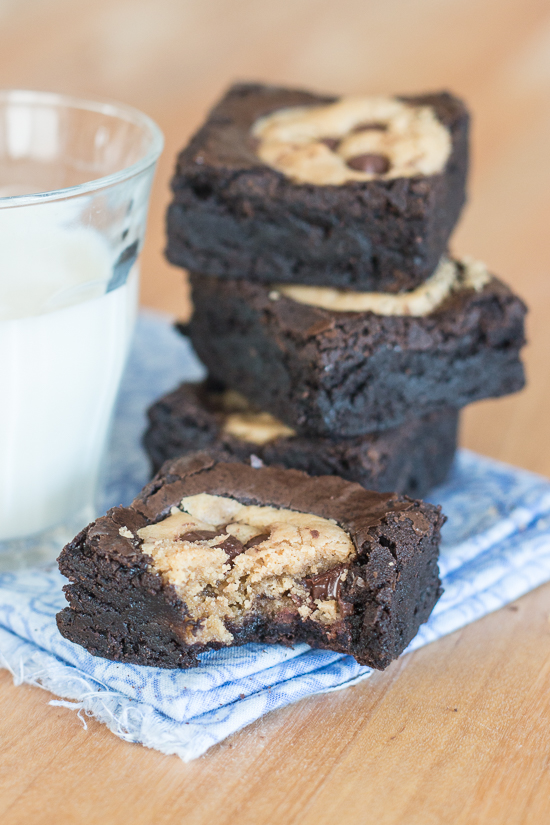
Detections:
[1, 314, 550, 762]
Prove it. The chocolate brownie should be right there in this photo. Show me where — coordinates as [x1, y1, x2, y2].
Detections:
[57, 452, 444, 670]
[143, 380, 459, 498]
[186, 258, 527, 436]
[166, 82, 469, 292]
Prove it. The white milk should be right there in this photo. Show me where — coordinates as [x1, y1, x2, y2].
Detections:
[0, 210, 138, 541]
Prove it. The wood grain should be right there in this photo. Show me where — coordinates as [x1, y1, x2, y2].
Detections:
[1, 1, 550, 822]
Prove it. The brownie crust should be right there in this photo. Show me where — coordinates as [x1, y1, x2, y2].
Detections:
[166, 83, 469, 292]
[143, 380, 458, 498]
[57, 452, 444, 670]
[187, 270, 526, 436]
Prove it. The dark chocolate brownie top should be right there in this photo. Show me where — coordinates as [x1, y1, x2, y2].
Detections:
[175, 82, 468, 181]
[89, 452, 439, 564]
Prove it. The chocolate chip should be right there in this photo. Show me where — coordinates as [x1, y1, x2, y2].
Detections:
[319, 137, 340, 151]
[179, 530, 219, 542]
[244, 533, 270, 550]
[218, 535, 245, 560]
[310, 529, 320, 539]
[305, 568, 344, 601]
[346, 153, 390, 174]
[351, 121, 387, 133]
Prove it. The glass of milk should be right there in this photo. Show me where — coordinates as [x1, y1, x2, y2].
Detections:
[0, 90, 163, 569]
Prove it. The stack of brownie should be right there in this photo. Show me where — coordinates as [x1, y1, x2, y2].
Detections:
[55, 85, 528, 671]
[148, 83, 527, 498]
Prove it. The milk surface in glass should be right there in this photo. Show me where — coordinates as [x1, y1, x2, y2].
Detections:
[0, 203, 138, 541]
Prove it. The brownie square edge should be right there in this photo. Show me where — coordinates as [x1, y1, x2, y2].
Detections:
[187, 267, 526, 436]
[57, 453, 444, 671]
[143, 380, 459, 498]
[166, 82, 469, 292]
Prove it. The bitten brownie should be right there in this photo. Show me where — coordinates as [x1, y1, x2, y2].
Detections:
[166, 82, 469, 292]
[57, 452, 444, 670]
[186, 259, 527, 436]
[143, 379, 459, 498]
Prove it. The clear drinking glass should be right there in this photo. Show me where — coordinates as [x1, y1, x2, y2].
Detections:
[0, 90, 163, 569]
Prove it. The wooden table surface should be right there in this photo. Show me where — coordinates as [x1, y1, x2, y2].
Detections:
[2, 1, 550, 822]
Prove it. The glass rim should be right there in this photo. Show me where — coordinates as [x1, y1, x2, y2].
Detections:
[0, 89, 164, 209]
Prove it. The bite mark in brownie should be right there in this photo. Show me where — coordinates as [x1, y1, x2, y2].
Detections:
[186, 262, 526, 436]
[143, 380, 459, 497]
[57, 452, 444, 669]
[166, 82, 469, 292]
[137, 495, 356, 645]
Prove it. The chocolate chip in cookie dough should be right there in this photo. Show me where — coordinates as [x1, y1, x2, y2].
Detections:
[351, 121, 388, 133]
[305, 567, 345, 601]
[319, 137, 340, 151]
[217, 535, 245, 560]
[180, 529, 219, 542]
[347, 153, 390, 174]
[244, 533, 270, 549]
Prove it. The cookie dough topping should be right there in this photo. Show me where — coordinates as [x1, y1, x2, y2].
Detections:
[223, 411, 296, 445]
[275, 257, 491, 316]
[252, 95, 452, 185]
[138, 494, 356, 644]
[218, 389, 296, 445]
